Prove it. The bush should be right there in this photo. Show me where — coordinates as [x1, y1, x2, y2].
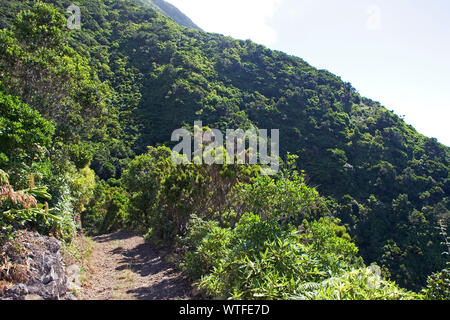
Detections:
[298, 218, 363, 276]
[82, 181, 108, 234]
[181, 215, 233, 280]
[67, 143, 94, 170]
[144, 208, 178, 247]
[422, 264, 450, 300]
[0, 171, 73, 243]
[47, 176, 77, 242]
[227, 154, 327, 225]
[70, 166, 96, 216]
[184, 213, 363, 299]
[123, 146, 258, 244]
[82, 182, 130, 234]
[122, 146, 172, 230]
[99, 187, 130, 233]
[0, 85, 54, 170]
[295, 267, 421, 300]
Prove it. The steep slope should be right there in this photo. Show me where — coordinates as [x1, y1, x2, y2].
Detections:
[0, 0, 448, 291]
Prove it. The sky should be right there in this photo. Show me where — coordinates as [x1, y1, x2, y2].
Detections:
[166, 0, 450, 146]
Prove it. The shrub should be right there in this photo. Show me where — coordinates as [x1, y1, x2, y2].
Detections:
[0, 85, 54, 170]
[99, 187, 130, 233]
[181, 215, 233, 279]
[188, 213, 363, 299]
[0, 171, 72, 242]
[294, 267, 421, 300]
[122, 146, 173, 229]
[70, 166, 96, 216]
[82, 182, 129, 234]
[82, 180, 108, 234]
[228, 155, 327, 225]
[47, 177, 77, 242]
[298, 218, 363, 277]
[196, 215, 316, 299]
[144, 208, 178, 247]
[123, 146, 258, 244]
[422, 264, 450, 300]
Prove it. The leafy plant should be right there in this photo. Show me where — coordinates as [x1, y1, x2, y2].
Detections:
[294, 267, 421, 300]
[194, 214, 365, 300]
[0, 175, 70, 242]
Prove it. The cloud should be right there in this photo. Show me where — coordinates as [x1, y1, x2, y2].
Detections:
[166, 0, 283, 47]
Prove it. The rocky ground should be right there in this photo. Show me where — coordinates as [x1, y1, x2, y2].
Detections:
[0, 230, 72, 300]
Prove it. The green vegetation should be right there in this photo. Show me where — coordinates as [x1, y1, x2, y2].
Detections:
[0, 0, 448, 299]
[135, 0, 201, 30]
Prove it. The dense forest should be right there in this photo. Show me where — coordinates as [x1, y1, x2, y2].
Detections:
[0, 0, 449, 300]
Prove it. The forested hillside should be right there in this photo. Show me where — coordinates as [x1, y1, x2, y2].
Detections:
[0, 0, 449, 299]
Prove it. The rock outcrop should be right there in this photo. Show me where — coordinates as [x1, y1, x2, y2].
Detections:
[0, 230, 74, 300]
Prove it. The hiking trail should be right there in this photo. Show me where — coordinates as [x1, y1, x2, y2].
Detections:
[79, 232, 192, 300]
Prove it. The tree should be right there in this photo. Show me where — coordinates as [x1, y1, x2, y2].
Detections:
[0, 84, 54, 167]
[0, 1, 110, 142]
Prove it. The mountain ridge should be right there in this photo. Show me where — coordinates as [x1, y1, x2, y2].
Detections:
[134, 0, 201, 30]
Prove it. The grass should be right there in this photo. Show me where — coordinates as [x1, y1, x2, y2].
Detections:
[111, 268, 136, 299]
[61, 234, 95, 297]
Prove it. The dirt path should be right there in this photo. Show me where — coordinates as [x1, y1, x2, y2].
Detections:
[79, 232, 192, 300]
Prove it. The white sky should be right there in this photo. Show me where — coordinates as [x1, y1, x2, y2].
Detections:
[167, 0, 450, 146]
[169, 0, 283, 46]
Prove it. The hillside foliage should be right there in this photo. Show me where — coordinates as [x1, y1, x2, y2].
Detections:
[0, 0, 448, 299]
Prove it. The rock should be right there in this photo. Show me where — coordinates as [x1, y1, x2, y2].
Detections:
[0, 230, 71, 300]
[6, 284, 29, 297]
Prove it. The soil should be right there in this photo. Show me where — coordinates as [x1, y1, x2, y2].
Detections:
[79, 232, 192, 300]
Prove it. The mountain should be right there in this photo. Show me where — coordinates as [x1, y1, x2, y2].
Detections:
[0, 0, 448, 292]
[134, 0, 201, 30]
